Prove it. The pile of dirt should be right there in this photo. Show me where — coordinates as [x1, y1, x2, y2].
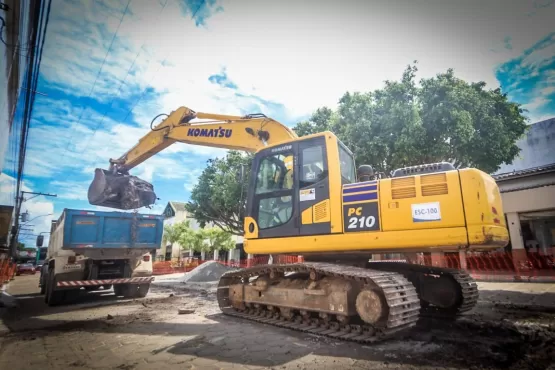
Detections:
[182, 261, 237, 283]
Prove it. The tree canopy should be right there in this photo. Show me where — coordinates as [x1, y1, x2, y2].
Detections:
[163, 220, 236, 253]
[185, 151, 252, 235]
[295, 64, 528, 174]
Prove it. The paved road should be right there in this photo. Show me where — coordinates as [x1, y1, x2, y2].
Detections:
[0, 275, 554, 370]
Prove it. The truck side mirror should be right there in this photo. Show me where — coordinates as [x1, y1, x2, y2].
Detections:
[36, 235, 44, 247]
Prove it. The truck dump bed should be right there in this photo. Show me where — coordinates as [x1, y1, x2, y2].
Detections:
[50, 209, 164, 251]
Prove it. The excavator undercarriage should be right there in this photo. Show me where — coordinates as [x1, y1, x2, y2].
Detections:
[217, 261, 478, 343]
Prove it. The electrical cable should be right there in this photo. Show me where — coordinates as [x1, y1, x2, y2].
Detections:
[10, 0, 52, 254]
[50, 0, 171, 190]
[55, 0, 132, 170]
[0, 16, 35, 53]
[52, 0, 209, 206]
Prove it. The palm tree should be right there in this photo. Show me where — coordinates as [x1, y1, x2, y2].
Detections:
[162, 223, 184, 260]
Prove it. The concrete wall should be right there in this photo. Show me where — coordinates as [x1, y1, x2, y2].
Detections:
[501, 186, 555, 214]
[495, 118, 555, 174]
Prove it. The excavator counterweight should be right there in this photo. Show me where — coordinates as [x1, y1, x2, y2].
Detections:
[88, 168, 157, 210]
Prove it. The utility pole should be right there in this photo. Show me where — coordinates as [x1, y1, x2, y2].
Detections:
[9, 191, 56, 258]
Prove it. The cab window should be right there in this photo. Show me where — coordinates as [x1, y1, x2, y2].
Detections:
[338, 143, 356, 184]
[254, 153, 294, 229]
[300, 145, 327, 188]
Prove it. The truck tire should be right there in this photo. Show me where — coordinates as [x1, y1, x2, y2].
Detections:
[121, 284, 138, 299]
[45, 268, 65, 306]
[136, 283, 150, 298]
[113, 284, 125, 297]
[39, 273, 46, 295]
[39, 266, 47, 295]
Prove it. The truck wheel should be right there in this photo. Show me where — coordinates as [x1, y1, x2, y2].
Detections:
[113, 284, 125, 297]
[121, 284, 138, 299]
[136, 284, 150, 298]
[46, 269, 65, 306]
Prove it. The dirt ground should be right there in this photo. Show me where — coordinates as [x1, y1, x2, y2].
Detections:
[0, 275, 554, 370]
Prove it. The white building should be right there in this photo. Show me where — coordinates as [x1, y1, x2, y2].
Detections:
[159, 201, 243, 262]
[492, 118, 555, 257]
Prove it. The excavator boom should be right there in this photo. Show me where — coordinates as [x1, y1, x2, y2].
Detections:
[88, 106, 297, 209]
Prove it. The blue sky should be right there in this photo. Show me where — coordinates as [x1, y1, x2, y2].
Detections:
[1, 0, 554, 247]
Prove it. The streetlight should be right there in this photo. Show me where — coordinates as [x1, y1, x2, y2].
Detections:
[22, 213, 52, 225]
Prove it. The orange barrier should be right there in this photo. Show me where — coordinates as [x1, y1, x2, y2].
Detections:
[0, 260, 16, 288]
[152, 252, 555, 282]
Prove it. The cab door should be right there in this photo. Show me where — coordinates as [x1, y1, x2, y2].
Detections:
[297, 136, 331, 236]
[249, 143, 299, 239]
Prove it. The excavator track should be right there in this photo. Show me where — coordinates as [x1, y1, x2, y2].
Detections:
[366, 262, 479, 319]
[217, 262, 421, 344]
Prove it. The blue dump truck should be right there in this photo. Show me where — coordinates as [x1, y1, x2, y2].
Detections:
[39, 208, 164, 306]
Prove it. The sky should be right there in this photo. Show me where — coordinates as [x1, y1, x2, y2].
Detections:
[2, 0, 554, 248]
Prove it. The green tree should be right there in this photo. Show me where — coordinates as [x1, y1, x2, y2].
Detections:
[293, 107, 337, 136]
[186, 151, 253, 235]
[203, 227, 236, 252]
[177, 223, 236, 253]
[293, 63, 528, 174]
[162, 222, 188, 251]
[178, 221, 209, 252]
[17, 242, 25, 251]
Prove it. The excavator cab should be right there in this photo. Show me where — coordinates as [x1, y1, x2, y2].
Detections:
[244, 132, 354, 239]
[88, 168, 157, 210]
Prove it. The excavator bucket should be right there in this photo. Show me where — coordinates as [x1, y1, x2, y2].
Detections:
[88, 168, 157, 210]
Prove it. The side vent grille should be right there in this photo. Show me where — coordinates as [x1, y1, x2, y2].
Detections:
[420, 173, 448, 196]
[313, 200, 330, 223]
[422, 183, 448, 196]
[392, 187, 417, 199]
[420, 173, 446, 185]
[392, 177, 415, 188]
[391, 176, 416, 199]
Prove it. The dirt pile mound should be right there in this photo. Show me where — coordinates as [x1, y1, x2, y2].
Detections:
[183, 261, 237, 283]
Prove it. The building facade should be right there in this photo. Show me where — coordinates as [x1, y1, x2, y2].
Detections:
[159, 201, 244, 262]
[492, 118, 555, 258]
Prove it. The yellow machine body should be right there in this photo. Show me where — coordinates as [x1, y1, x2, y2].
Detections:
[243, 132, 508, 255]
[90, 106, 511, 342]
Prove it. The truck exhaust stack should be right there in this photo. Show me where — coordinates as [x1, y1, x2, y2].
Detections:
[88, 168, 157, 210]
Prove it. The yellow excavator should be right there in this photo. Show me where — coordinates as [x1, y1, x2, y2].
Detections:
[88, 106, 509, 343]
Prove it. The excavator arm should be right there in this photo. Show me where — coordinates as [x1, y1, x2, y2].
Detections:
[88, 106, 298, 210]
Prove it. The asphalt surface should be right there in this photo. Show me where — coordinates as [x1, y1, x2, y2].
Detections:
[0, 274, 554, 369]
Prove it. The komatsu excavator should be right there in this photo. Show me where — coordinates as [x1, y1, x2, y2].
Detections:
[88, 106, 509, 343]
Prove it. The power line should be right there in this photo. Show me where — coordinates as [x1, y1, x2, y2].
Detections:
[10, 0, 53, 257]
[55, 0, 132, 170]
[74, 0, 170, 155]
[51, 0, 171, 189]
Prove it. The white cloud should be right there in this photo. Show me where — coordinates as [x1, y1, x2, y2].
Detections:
[41, 0, 555, 125]
[24, 98, 215, 184]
